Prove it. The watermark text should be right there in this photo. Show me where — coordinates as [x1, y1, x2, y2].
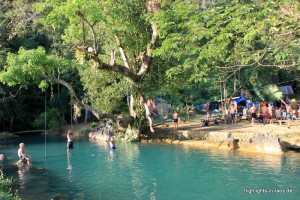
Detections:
[244, 188, 293, 194]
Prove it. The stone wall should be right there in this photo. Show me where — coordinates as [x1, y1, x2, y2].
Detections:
[161, 130, 286, 155]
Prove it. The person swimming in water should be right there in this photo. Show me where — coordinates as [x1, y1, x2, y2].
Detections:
[18, 143, 32, 164]
[108, 136, 116, 150]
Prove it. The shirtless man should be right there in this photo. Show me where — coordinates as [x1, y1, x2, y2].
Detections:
[67, 129, 74, 154]
[229, 104, 236, 124]
[140, 97, 155, 133]
[282, 100, 292, 127]
[261, 103, 268, 124]
[18, 143, 32, 164]
[250, 104, 257, 125]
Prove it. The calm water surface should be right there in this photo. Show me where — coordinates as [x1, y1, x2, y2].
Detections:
[0, 135, 299, 200]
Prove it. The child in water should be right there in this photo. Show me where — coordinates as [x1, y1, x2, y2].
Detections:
[108, 136, 116, 150]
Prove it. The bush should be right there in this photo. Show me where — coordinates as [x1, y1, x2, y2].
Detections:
[33, 108, 64, 134]
[80, 127, 91, 136]
[90, 122, 98, 128]
[0, 171, 20, 200]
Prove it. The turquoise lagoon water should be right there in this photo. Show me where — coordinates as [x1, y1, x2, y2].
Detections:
[0, 135, 299, 200]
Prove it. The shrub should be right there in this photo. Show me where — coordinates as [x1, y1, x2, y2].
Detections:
[90, 122, 98, 128]
[33, 108, 64, 134]
[0, 171, 20, 200]
[80, 127, 91, 136]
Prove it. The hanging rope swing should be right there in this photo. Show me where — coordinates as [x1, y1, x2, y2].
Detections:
[70, 98, 73, 131]
[44, 95, 73, 159]
[44, 92, 47, 159]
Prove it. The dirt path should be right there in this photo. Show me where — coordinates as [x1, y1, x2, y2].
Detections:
[154, 120, 300, 139]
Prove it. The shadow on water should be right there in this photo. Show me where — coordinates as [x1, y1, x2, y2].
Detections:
[1, 160, 74, 200]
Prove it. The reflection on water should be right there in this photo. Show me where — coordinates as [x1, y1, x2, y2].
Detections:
[108, 149, 115, 162]
[1, 137, 299, 200]
[67, 153, 73, 183]
[17, 163, 30, 189]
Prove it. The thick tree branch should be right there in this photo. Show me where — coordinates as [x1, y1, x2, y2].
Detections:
[74, 2, 163, 82]
[0, 86, 25, 101]
[93, 56, 141, 82]
[55, 78, 116, 122]
[134, 0, 162, 78]
[110, 50, 116, 65]
[215, 48, 299, 77]
[137, 51, 151, 76]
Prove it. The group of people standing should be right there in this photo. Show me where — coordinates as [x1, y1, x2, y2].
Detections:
[243, 100, 299, 125]
[225, 98, 300, 126]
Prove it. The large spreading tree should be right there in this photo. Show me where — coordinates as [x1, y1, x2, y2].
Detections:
[0, 0, 299, 137]
[1, 0, 163, 138]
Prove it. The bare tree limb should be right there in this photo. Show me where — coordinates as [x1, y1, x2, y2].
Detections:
[0, 86, 25, 102]
[110, 50, 116, 65]
[115, 36, 131, 69]
[137, 51, 151, 76]
[75, 11, 98, 55]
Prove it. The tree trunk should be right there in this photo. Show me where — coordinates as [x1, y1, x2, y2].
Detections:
[186, 101, 190, 121]
[9, 116, 14, 132]
[55, 77, 148, 140]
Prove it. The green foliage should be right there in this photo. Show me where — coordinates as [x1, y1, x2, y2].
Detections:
[253, 84, 283, 102]
[0, 171, 20, 200]
[35, 0, 106, 45]
[32, 0, 152, 117]
[79, 127, 91, 135]
[124, 124, 140, 142]
[0, 47, 76, 88]
[34, 0, 150, 60]
[0, 0, 299, 133]
[79, 68, 129, 114]
[152, 0, 299, 103]
[33, 108, 63, 134]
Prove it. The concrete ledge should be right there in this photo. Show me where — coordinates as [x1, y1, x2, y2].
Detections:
[161, 131, 286, 155]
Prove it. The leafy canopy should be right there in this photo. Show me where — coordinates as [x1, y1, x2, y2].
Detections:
[0, 47, 76, 90]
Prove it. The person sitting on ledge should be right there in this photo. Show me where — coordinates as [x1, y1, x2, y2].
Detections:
[18, 143, 32, 164]
[0, 154, 4, 161]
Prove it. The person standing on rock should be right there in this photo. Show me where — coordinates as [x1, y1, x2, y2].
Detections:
[250, 104, 257, 125]
[140, 97, 155, 133]
[282, 100, 292, 127]
[229, 104, 236, 124]
[206, 101, 210, 111]
[173, 110, 179, 130]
